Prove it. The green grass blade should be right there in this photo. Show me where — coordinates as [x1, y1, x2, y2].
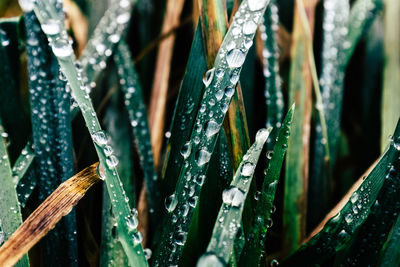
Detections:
[197, 128, 272, 266]
[80, 0, 135, 85]
[161, 22, 208, 196]
[24, 10, 77, 265]
[31, 1, 148, 266]
[283, 0, 317, 254]
[114, 42, 160, 219]
[338, 121, 400, 265]
[262, 0, 284, 146]
[153, 1, 271, 265]
[344, 0, 384, 66]
[100, 96, 137, 267]
[240, 104, 294, 266]
[0, 120, 29, 267]
[12, 144, 36, 208]
[281, 121, 400, 266]
[308, 0, 350, 229]
[381, 0, 400, 152]
[379, 213, 400, 266]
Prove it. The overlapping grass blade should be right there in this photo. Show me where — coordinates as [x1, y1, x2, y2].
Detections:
[153, 1, 271, 265]
[283, 0, 317, 254]
[31, 1, 148, 265]
[381, 0, 400, 152]
[24, 9, 77, 265]
[0, 119, 29, 267]
[161, 22, 207, 197]
[115, 42, 160, 219]
[100, 94, 137, 266]
[240, 104, 294, 266]
[12, 144, 36, 207]
[378, 213, 400, 266]
[281, 121, 400, 266]
[0, 164, 100, 267]
[197, 128, 272, 266]
[338, 120, 400, 265]
[261, 0, 284, 149]
[308, 0, 349, 229]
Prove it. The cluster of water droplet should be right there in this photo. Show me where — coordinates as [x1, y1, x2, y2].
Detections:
[80, 0, 133, 86]
[260, 1, 284, 139]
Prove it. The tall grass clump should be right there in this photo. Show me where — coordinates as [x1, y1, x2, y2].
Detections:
[0, 0, 398, 266]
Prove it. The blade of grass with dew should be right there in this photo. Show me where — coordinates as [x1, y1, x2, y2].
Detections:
[378, 213, 400, 266]
[161, 22, 207, 196]
[381, 0, 400, 152]
[261, 0, 284, 151]
[79, 0, 135, 87]
[196, 127, 272, 267]
[12, 143, 36, 208]
[337, 122, 400, 265]
[0, 119, 29, 267]
[283, 0, 317, 254]
[148, 0, 185, 168]
[31, 1, 148, 265]
[0, 163, 101, 267]
[343, 0, 384, 66]
[240, 104, 294, 266]
[152, 1, 271, 265]
[115, 42, 160, 221]
[100, 94, 137, 267]
[308, 0, 349, 230]
[280, 121, 400, 266]
[198, 0, 251, 169]
[0, 17, 30, 162]
[24, 9, 78, 265]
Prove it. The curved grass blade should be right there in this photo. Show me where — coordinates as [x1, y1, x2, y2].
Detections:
[24, 9, 78, 265]
[381, 0, 400, 152]
[338, 123, 400, 265]
[283, 0, 317, 254]
[115, 42, 160, 220]
[196, 128, 272, 266]
[153, 1, 271, 265]
[281, 121, 400, 266]
[308, 0, 349, 229]
[0, 163, 101, 267]
[240, 104, 294, 266]
[378, 213, 400, 266]
[12, 144, 36, 208]
[31, 2, 148, 265]
[0, 120, 29, 267]
[261, 0, 284, 149]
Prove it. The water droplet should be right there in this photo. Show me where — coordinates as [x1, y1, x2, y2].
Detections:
[350, 192, 358, 204]
[255, 128, 270, 143]
[230, 73, 239, 84]
[196, 253, 225, 267]
[243, 20, 257, 35]
[96, 163, 105, 180]
[248, 0, 268, 11]
[126, 216, 138, 230]
[215, 69, 225, 78]
[175, 231, 186, 246]
[165, 194, 178, 212]
[144, 248, 152, 260]
[103, 145, 114, 157]
[41, 20, 60, 35]
[133, 231, 143, 245]
[222, 187, 245, 207]
[203, 68, 215, 87]
[92, 131, 108, 145]
[180, 141, 191, 159]
[226, 48, 246, 68]
[241, 162, 255, 176]
[205, 119, 220, 137]
[225, 85, 235, 98]
[270, 259, 279, 267]
[117, 12, 131, 24]
[195, 149, 211, 166]
[267, 151, 274, 159]
[51, 39, 73, 58]
[106, 155, 119, 168]
[344, 213, 353, 224]
[18, 0, 34, 12]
